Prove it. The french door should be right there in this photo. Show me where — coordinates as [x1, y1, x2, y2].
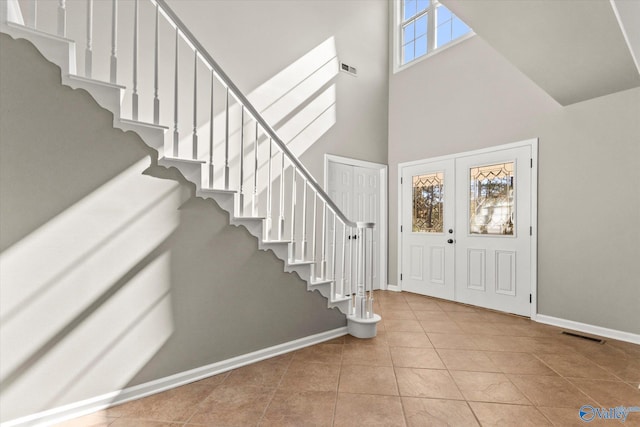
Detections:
[400, 142, 535, 316]
[401, 159, 455, 300]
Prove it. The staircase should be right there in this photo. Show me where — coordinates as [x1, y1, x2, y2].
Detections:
[0, 0, 380, 338]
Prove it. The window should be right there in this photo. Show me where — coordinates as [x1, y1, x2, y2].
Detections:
[399, 0, 472, 67]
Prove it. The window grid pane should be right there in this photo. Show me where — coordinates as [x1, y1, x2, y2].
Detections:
[404, 0, 417, 21]
[400, 0, 472, 66]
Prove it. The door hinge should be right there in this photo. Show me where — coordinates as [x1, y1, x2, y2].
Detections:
[400, 177, 403, 184]
[530, 226, 532, 236]
[401, 225, 403, 232]
[400, 273, 403, 281]
[530, 158, 533, 168]
[530, 294, 532, 303]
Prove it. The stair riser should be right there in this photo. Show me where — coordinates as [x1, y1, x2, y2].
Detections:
[330, 299, 351, 312]
[258, 243, 289, 263]
[158, 160, 203, 185]
[283, 263, 310, 281]
[309, 282, 331, 299]
[229, 217, 263, 240]
[1, 23, 76, 75]
[116, 120, 167, 152]
[63, 77, 123, 118]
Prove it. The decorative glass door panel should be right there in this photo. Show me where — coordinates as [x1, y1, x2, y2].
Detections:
[469, 162, 515, 235]
[412, 172, 444, 233]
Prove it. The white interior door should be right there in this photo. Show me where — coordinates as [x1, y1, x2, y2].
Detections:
[400, 160, 455, 300]
[328, 161, 382, 290]
[454, 146, 532, 316]
[353, 165, 380, 289]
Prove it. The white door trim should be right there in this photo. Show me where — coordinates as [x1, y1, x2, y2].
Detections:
[398, 138, 538, 318]
[325, 154, 388, 290]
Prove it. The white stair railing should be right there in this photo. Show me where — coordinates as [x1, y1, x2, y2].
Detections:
[1, 0, 380, 337]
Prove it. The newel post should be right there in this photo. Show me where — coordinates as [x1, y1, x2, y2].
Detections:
[347, 221, 381, 338]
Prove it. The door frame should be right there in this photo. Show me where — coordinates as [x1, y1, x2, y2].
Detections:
[324, 154, 388, 290]
[397, 139, 538, 318]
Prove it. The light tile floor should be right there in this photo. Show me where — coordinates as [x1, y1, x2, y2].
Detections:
[56, 291, 640, 426]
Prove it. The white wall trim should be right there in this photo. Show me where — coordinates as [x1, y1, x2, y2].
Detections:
[324, 154, 388, 290]
[534, 314, 640, 345]
[386, 284, 402, 292]
[398, 139, 538, 169]
[3, 327, 348, 427]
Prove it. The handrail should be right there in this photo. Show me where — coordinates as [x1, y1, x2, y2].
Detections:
[154, 0, 361, 228]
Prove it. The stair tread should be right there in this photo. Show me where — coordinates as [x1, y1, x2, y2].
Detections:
[288, 260, 315, 266]
[331, 295, 352, 303]
[119, 118, 169, 131]
[6, 21, 75, 43]
[310, 279, 333, 286]
[199, 188, 236, 195]
[262, 239, 292, 244]
[235, 215, 265, 220]
[161, 156, 206, 164]
[67, 74, 126, 90]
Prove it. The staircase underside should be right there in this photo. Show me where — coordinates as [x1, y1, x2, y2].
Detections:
[0, 18, 380, 338]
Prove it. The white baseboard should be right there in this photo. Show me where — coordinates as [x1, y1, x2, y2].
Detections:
[3, 327, 348, 427]
[534, 314, 640, 345]
[386, 284, 401, 292]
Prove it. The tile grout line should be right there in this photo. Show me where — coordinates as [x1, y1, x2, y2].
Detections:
[331, 339, 345, 426]
[181, 371, 230, 426]
[255, 353, 295, 425]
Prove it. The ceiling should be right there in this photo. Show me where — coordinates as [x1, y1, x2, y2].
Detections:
[440, 0, 640, 106]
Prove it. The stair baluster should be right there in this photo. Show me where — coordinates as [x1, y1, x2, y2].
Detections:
[57, 0, 66, 37]
[331, 211, 337, 286]
[340, 226, 348, 296]
[172, 26, 179, 157]
[224, 87, 230, 189]
[301, 179, 308, 260]
[110, 0, 117, 83]
[320, 202, 327, 280]
[310, 193, 318, 279]
[264, 138, 273, 240]
[132, 0, 138, 120]
[85, 0, 92, 78]
[239, 107, 245, 216]
[278, 151, 285, 240]
[192, 50, 198, 160]
[252, 122, 259, 217]
[27, 0, 36, 28]
[289, 166, 297, 261]
[153, 2, 160, 124]
[208, 70, 215, 188]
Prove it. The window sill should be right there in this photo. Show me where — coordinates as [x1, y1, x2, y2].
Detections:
[393, 32, 476, 74]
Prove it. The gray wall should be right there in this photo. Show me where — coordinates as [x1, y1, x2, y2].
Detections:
[0, 33, 346, 422]
[164, 0, 390, 179]
[388, 35, 640, 334]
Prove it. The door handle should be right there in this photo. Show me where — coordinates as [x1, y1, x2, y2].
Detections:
[447, 239, 454, 244]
